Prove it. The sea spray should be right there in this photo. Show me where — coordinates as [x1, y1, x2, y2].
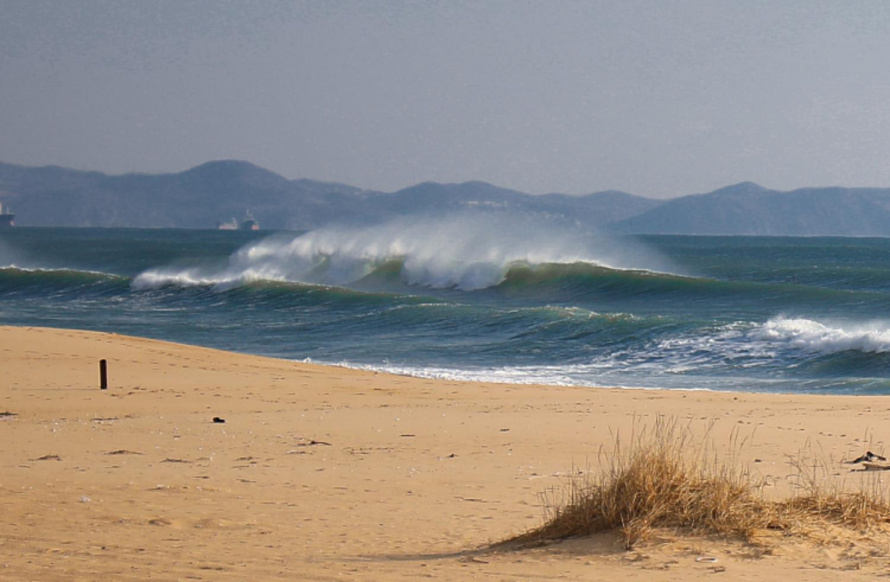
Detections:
[133, 213, 679, 291]
[230, 214, 609, 290]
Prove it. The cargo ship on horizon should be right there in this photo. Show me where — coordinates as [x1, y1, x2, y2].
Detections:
[0, 202, 15, 227]
[217, 210, 259, 231]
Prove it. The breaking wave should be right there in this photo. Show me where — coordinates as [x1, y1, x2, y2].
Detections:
[132, 214, 677, 292]
[755, 317, 890, 355]
[0, 265, 125, 293]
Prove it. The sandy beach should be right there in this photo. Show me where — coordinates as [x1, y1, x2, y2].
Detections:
[2, 326, 890, 580]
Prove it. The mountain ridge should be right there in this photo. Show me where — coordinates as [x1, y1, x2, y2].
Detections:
[1, 160, 889, 236]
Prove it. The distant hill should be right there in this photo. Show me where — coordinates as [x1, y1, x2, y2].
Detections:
[609, 182, 890, 236]
[375, 181, 659, 226]
[0, 160, 658, 230]
[0, 160, 371, 229]
[1, 160, 889, 236]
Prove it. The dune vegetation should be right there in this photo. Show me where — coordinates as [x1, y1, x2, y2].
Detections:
[500, 418, 890, 551]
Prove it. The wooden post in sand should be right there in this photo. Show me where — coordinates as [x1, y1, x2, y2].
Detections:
[99, 359, 108, 390]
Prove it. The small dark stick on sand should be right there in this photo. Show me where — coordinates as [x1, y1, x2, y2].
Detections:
[99, 359, 108, 390]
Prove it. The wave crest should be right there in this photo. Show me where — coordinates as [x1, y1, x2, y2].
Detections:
[756, 317, 890, 354]
[132, 214, 677, 292]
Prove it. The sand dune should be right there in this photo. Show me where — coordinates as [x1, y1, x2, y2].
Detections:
[1, 326, 889, 580]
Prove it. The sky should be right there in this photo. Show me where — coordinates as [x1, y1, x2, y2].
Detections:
[2, 0, 890, 199]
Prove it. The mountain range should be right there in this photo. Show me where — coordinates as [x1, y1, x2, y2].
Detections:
[1, 159, 889, 236]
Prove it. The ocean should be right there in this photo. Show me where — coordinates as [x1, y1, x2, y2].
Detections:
[1, 218, 889, 394]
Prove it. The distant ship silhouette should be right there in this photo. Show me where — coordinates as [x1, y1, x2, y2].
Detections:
[217, 210, 259, 231]
[0, 202, 15, 227]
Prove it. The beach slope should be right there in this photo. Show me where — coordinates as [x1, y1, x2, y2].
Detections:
[1, 326, 888, 580]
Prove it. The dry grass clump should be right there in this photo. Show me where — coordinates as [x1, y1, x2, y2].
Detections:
[779, 445, 890, 531]
[504, 418, 890, 550]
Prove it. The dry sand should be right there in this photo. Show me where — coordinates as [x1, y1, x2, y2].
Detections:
[2, 326, 890, 580]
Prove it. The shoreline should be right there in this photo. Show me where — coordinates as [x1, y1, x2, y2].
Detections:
[2, 325, 889, 580]
[331, 360, 734, 393]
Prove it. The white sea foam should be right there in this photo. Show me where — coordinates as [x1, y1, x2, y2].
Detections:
[132, 213, 678, 291]
[337, 361, 633, 388]
[131, 268, 216, 289]
[651, 317, 890, 372]
[327, 317, 890, 392]
[324, 360, 743, 392]
[755, 317, 890, 354]
[0, 264, 118, 278]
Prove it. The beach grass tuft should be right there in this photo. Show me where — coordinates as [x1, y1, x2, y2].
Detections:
[502, 417, 890, 550]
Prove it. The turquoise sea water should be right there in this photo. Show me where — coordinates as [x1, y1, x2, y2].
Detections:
[1, 222, 889, 394]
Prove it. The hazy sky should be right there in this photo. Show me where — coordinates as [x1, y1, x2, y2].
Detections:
[3, 1, 890, 198]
